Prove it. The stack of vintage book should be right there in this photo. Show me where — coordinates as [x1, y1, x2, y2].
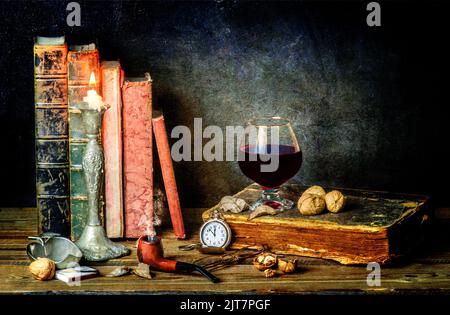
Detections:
[34, 36, 185, 240]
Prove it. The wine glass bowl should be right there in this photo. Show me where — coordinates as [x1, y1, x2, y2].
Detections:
[238, 117, 302, 211]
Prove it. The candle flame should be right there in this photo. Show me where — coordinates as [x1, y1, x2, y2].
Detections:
[89, 72, 96, 87]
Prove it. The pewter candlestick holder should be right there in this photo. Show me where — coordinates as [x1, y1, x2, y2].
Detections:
[75, 103, 130, 261]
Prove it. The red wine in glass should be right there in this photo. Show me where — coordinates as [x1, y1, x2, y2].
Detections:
[238, 117, 302, 211]
[238, 144, 302, 189]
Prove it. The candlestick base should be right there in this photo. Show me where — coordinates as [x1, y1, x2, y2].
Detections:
[76, 224, 130, 261]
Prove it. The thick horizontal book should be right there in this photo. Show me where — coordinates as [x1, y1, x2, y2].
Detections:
[101, 61, 124, 238]
[152, 112, 185, 239]
[122, 73, 153, 238]
[34, 36, 70, 237]
[68, 43, 101, 240]
[203, 184, 429, 264]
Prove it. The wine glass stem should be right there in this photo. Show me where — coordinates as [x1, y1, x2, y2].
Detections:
[249, 186, 294, 211]
[262, 188, 280, 201]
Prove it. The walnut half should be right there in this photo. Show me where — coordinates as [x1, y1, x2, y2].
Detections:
[253, 252, 278, 271]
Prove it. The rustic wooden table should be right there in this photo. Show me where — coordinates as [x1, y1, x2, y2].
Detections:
[1, 207, 449, 295]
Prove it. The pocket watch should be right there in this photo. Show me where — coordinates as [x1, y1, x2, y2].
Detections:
[179, 210, 232, 253]
[199, 210, 232, 249]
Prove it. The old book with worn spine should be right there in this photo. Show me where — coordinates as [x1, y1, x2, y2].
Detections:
[34, 36, 70, 237]
[122, 74, 153, 238]
[68, 44, 101, 240]
[101, 61, 124, 238]
[152, 112, 185, 239]
[203, 184, 429, 264]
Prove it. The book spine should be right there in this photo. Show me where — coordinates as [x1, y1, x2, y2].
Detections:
[122, 74, 153, 238]
[68, 47, 101, 240]
[34, 39, 70, 237]
[101, 61, 124, 238]
[152, 114, 185, 239]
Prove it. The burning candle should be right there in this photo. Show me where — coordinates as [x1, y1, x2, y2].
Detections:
[83, 72, 107, 111]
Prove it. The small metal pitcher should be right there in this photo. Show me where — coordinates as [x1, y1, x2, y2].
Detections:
[26, 233, 83, 269]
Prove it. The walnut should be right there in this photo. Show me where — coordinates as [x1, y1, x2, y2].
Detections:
[253, 252, 278, 271]
[277, 259, 297, 273]
[298, 192, 312, 206]
[325, 190, 346, 213]
[29, 258, 55, 281]
[297, 193, 326, 215]
[303, 185, 326, 197]
[264, 269, 277, 278]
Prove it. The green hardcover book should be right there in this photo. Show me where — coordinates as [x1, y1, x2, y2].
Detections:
[34, 36, 70, 237]
[68, 43, 102, 240]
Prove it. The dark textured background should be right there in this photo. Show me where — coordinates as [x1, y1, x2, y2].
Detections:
[0, 0, 448, 207]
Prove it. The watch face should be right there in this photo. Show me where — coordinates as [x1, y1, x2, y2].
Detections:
[200, 220, 230, 248]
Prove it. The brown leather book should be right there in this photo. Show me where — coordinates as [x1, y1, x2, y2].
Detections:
[34, 36, 70, 237]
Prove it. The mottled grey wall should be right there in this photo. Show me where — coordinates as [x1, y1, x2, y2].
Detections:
[0, 1, 448, 207]
[149, 3, 398, 206]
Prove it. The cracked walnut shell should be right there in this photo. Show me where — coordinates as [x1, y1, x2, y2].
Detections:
[277, 259, 297, 273]
[264, 269, 277, 278]
[303, 185, 326, 197]
[325, 190, 346, 213]
[253, 252, 278, 271]
[297, 193, 326, 215]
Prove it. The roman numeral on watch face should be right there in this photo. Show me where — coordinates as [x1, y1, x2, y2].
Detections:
[201, 221, 229, 247]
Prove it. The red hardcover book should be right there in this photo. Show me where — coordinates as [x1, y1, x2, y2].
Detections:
[152, 113, 185, 239]
[122, 73, 153, 238]
[101, 61, 124, 238]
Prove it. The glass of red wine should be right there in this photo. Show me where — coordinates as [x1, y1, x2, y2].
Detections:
[238, 117, 302, 211]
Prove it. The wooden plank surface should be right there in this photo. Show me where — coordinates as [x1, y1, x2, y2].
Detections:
[1, 263, 450, 295]
[0, 208, 37, 238]
[0, 207, 450, 294]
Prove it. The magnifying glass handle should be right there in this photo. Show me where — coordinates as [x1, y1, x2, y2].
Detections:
[178, 244, 226, 255]
[178, 243, 199, 251]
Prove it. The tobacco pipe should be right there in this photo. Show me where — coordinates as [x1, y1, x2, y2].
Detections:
[137, 235, 220, 283]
